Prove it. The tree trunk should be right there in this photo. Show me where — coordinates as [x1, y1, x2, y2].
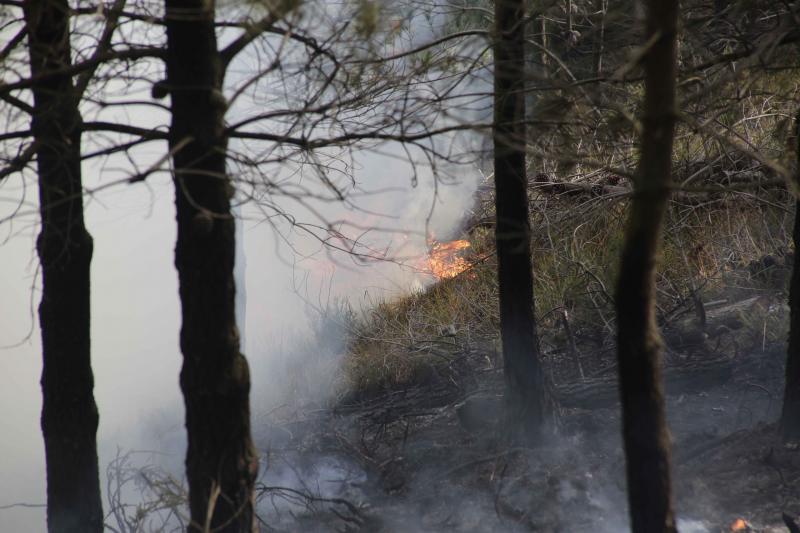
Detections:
[494, 0, 547, 442]
[593, 0, 606, 76]
[614, 0, 679, 532]
[24, 1, 104, 531]
[781, 111, 800, 443]
[164, 1, 258, 531]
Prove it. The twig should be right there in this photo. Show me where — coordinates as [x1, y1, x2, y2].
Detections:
[445, 448, 528, 477]
[560, 309, 584, 380]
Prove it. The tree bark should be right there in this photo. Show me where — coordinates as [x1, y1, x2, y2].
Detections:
[164, 1, 258, 531]
[781, 111, 800, 443]
[494, 0, 547, 442]
[614, 0, 679, 532]
[23, 1, 104, 531]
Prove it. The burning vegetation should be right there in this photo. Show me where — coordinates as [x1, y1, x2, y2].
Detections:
[330, 185, 800, 531]
[731, 518, 750, 531]
[7, 0, 800, 530]
[424, 238, 472, 280]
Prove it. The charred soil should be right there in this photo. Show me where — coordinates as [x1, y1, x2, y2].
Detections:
[254, 292, 799, 532]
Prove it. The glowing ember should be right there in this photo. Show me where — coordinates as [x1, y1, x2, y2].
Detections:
[730, 518, 748, 531]
[426, 239, 471, 279]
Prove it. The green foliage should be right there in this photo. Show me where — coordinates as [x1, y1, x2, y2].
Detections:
[446, 0, 492, 31]
[354, 0, 380, 38]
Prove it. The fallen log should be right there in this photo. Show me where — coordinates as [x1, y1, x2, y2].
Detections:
[528, 177, 784, 205]
[554, 353, 735, 409]
[663, 295, 770, 349]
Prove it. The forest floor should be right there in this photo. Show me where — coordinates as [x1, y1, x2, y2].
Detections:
[253, 291, 800, 532]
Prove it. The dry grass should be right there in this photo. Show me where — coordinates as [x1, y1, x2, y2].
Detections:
[339, 189, 793, 396]
[342, 252, 500, 395]
[105, 451, 187, 533]
[338, 65, 799, 396]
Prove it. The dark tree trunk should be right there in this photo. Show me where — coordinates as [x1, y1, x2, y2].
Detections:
[494, 0, 547, 441]
[781, 111, 800, 443]
[614, 1, 679, 532]
[23, 1, 104, 531]
[164, 1, 258, 531]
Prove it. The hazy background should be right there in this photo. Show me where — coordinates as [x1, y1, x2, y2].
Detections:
[0, 4, 487, 528]
[0, 127, 479, 532]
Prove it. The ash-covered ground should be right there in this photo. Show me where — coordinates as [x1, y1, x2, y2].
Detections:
[252, 297, 799, 533]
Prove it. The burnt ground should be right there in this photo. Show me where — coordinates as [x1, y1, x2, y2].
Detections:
[252, 314, 799, 532]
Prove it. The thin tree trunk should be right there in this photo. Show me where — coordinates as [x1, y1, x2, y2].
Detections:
[494, 0, 547, 442]
[593, 0, 606, 76]
[566, 0, 573, 35]
[781, 111, 800, 443]
[539, 15, 548, 68]
[614, 0, 679, 532]
[164, 1, 258, 531]
[24, 1, 103, 531]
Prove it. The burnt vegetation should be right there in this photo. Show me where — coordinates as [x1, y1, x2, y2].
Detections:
[3, 0, 800, 532]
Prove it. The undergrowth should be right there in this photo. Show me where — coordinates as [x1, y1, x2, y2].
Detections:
[340, 190, 794, 395]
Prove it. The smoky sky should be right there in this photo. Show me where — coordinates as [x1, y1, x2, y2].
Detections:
[0, 4, 485, 529]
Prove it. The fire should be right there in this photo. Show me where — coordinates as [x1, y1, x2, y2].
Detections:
[730, 518, 748, 531]
[426, 239, 471, 279]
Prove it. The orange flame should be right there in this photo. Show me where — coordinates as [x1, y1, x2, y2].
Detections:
[426, 239, 471, 279]
[730, 518, 748, 531]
